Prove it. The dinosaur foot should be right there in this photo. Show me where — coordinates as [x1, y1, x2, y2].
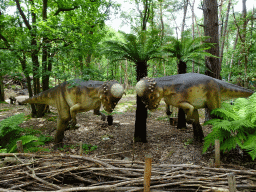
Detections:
[53, 142, 64, 150]
[192, 123, 204, 143]
[186, 118, 195, 124]
[66, 119, 79, 130]
[107, 115, 113, 125]
[101, 114, 106, 121]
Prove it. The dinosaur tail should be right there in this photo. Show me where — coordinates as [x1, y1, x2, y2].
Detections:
[20, 88, 56, 106]
[219, 80, 254, 100]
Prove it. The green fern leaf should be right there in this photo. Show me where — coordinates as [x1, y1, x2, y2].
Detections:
[211, 108, 238, 121]
[8, 135, 39, 153]
[241, 133, 256, 160]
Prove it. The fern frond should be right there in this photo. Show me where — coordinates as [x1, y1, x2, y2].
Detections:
[210, 108, 238, 121]
[8, 135, 39, 153]
[0, 113, 25, 137]
[241, 133, 256, 160]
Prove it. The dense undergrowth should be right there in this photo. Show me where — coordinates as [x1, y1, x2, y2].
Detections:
[0, 113, 52, 153]
[203, 93, 256, 160]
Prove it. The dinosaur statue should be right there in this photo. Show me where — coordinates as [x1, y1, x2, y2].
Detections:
[21, 79, 124, 148]
[135, 73, 254, 143]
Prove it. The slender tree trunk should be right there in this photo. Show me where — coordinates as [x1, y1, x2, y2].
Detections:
[124, 60, 129, 89]
[219, 0, 231, 66]
[159, 0, 164, 39]
[134, 0, 151, 143]
[228, 31, 239, 82]
[242, 0, 248, 87]
[190, 0, 196, 72]
[177, 60, 187, 129]
[218, 0, 224, 44]
[0, 73, 4, 101]
[176, 0, 189, 129]
[134, 61, 148, 142]
[181, 0, 189, 35]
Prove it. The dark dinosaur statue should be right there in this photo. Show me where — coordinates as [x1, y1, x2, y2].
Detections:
[135, 73, 254, 143]
[21, 79, 124, 148]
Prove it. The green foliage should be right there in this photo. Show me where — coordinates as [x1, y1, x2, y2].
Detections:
[82, 143, 98, 154]
[0, 113, 53, 153]
[8, 135, 41, 153]
[102, 29, 163, 65]
[0, 113, 25, 147]
[203, 93, 256, 160]
[163, 31, 216, 69]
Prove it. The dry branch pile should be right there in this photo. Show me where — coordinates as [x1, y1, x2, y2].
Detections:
[0, 153, 256, 192]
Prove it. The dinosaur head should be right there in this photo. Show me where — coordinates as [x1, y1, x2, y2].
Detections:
[136, 77, 163, 110]
[100, 80, 124, 113]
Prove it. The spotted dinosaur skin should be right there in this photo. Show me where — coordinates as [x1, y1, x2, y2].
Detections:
[21, 79, 124, 148]
[136, 73, 254, 142]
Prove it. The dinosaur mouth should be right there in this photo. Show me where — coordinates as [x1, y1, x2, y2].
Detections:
[146, 104, 159, 111]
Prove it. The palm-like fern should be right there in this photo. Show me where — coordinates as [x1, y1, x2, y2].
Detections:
[163, 32, 216, 69]
[102, 30, 163, 65]
[203, 93, 256, 160]
[102, 30, 163, 142]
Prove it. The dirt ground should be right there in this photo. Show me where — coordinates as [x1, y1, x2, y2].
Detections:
[1, 87, 256, 170]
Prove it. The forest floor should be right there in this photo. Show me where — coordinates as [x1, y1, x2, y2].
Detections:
[1, 83, 256, 170]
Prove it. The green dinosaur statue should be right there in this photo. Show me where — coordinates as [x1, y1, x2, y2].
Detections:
[21, 79, 124, 148]
[135, 73, 254, 142]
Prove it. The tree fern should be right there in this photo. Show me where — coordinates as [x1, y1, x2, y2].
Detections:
[203, 93, 256, 160]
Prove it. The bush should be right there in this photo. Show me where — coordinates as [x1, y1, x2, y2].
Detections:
[0, 113, 53, 153]
[203, 93, 256, 160]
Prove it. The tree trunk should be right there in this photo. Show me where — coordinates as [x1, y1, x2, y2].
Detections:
[219, 0, 231, 66]
[134, 61, 148, 142]
[0, 73, 4, 102]
[190, 0, 196, 72]
[203, 0, 220, 79]
[242, 0, 248, 87]
[20, 53, 37, 115]
[124, 60, 129, 89]
[177, 0, 189, 129]
[159, 0, 164, 39]
[228, 31, 239, 82]
[177, 60, 187, 129]
[181, 0, 189, 35]
[203, 0, 220, 121]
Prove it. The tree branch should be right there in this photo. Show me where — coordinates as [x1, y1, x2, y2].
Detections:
[54, 6, 79, 16]
[15, 0, 32, 30]
[0, 33, 11, 49]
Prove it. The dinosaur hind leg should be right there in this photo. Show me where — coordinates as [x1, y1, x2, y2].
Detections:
[192, 109, 204, 143]
[54, 116, 70, 149]
[205, 93, 221, 121]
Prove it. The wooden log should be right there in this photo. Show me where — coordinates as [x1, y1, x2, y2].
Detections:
[16, 140, 23, 153]
[227, 172, 237, 192]
[79, 141, 83, 156]
[144, 153, 152, 192]
[215, 139, 220, 168]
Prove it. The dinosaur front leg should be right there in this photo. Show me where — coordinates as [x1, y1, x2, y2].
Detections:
[178, 102, 195, 124]
[93, 108, 106, 121]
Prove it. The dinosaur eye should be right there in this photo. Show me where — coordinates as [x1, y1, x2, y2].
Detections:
[149, 95, 154, 100]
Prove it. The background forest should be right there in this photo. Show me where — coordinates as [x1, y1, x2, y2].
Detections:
[0, 0, 255, 108]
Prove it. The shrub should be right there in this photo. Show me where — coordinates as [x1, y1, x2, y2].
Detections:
[0, 113, 53, 153]
[203, 93, 256, 160]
